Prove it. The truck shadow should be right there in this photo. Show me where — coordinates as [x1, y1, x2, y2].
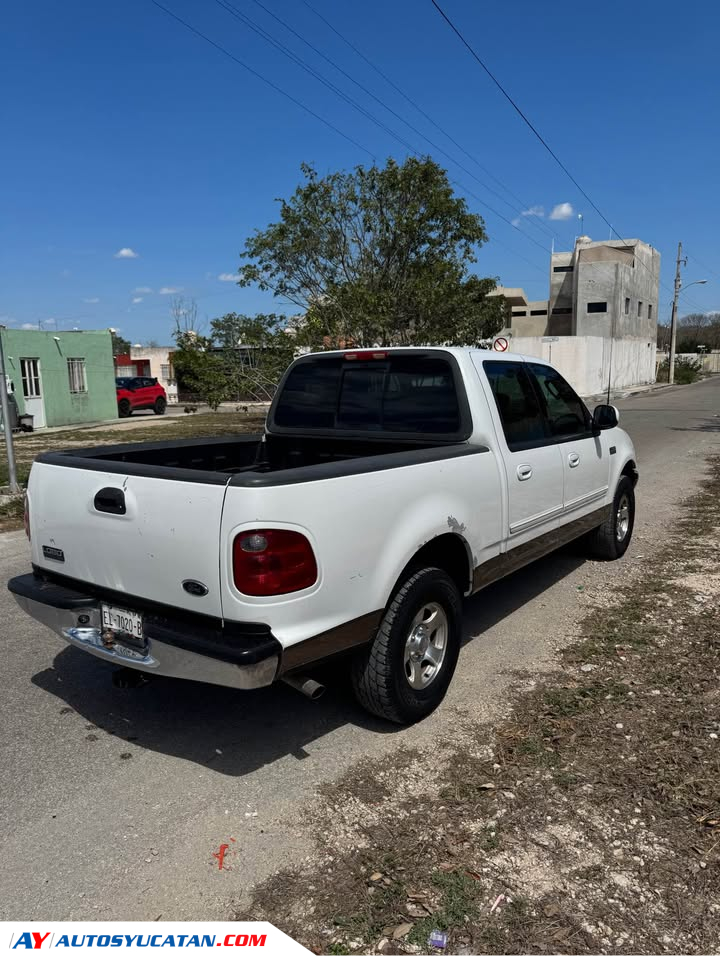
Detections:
[31, 548, 585, 778]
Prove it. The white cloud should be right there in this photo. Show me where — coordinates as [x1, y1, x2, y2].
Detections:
[132, 297, 144, 304]
[159, 286, 183, 295]
[521, 205, 544, 217]
[21, 322, 40, 330]
[114, 247, 139, 259]
[82, 297, 100, 304]
[218, 272, 240, 282]
[549, 202, 574, 221]
[511, 217, 521, 227]
[133, 286, 153, 294]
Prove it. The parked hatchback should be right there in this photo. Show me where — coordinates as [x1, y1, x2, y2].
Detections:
[115, 377, 167, 418]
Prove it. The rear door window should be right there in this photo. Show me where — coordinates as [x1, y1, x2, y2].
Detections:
[528, 363, 592, 439]
[273, 355, 464, 435]
[483, 361, 548, 449]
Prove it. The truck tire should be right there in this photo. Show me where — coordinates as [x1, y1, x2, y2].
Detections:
[118, 398, 131, 418]
[154, 397, 167, 415]
[584, 476, 635, 560]
[351, 567, 462, 724]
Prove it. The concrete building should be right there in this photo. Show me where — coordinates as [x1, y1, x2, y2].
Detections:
[0, 328, 117, 428]
[495, 237, 661, 341]
[115, 345, 178, 402]
[547, 236, 660, 339]
[489, 286, 549, 337]
[487, 236, 661, 395]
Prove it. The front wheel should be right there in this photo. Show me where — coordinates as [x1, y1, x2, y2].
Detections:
[118, 398, 131, 418]
[351, 567, 462, 724]
[154, 396, 167, 415]
[584, 476, 635, 560]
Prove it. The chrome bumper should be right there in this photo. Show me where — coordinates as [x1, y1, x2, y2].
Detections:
[9, 576, 279, 691]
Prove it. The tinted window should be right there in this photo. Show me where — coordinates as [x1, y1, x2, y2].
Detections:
[115, 378, 131, 388]
[483, 361, 547, 449]
[528, 364, 591, 438]
[273, 356, 461, 434]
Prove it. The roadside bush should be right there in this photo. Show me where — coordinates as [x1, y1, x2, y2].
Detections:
[656, 356, 702, 384]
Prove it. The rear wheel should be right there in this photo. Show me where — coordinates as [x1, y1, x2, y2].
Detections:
[351, 566, 462, 724]
[584, 476, 635, 560]
[118, 398, 131, 418]
[154, 396, 167, 415]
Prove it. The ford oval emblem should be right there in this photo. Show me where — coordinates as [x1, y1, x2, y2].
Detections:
[182, 579, 209, 597]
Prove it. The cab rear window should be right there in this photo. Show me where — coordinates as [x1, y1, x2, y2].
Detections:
[273, 355, 463, 435]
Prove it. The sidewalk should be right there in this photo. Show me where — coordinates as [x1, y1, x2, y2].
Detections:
[583, 381, 677, 405]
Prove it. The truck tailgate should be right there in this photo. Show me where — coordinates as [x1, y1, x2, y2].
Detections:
[28, 462, 228, 618]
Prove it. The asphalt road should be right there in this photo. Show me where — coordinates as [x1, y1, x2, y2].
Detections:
[1, 378, 718, 921]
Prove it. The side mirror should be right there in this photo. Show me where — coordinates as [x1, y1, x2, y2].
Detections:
[592, 404, 619, 431]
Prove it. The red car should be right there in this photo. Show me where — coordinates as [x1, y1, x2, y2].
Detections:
[115, 376, 167, 418]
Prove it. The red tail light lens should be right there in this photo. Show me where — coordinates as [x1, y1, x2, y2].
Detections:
[232, 529, 317, 596]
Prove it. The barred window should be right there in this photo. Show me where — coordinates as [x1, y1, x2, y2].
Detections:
[67, 358, 87, 394]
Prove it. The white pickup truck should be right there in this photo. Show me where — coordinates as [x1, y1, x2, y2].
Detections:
[9, 348, 637, 723]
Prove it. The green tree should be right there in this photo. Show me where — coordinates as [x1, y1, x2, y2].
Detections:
[238, 157, 505, 348]
[209, 312, 295, 400]
[171, 330, 229, 410]
[110, 331, 131, 355]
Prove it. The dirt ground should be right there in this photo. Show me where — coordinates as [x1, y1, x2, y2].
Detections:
[0, 411, 266, 531]
[240, 458, 720, 955]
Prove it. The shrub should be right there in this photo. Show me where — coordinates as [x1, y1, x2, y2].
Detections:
[656, 356, 702, 384]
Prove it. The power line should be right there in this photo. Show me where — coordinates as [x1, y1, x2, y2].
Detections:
[149, 0, 549, 276]
[208, 0, 551, 255]
[429, 0, 679, 303]
[213, 0, 554, 248]
[299, 0, 557, 242]
[429, 0, 626, 239]
[686, 251, 719, 281]
[149, 0, 373, 157]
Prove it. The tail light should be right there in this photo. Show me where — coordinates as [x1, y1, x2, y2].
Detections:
[233, 529, 317, 596]
[24, 493, 30, 541]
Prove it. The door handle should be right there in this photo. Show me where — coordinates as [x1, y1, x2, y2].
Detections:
[568, 453, 580, 468]
[94, 487, 126, 515]
[517, 464, 533, 481]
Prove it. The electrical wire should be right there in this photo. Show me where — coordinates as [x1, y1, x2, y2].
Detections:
[247, 0, 557, 243]
[149, 0, 550, 278]
[211, 0, 552, 253]
[429, 0, 674, 298]
[686, 252, 719, 281]
[149, 0, 373, 157]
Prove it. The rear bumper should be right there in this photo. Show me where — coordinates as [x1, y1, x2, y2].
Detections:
[8, 572, 281, 690]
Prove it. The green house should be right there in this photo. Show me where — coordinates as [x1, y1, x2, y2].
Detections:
[0, 328, 117, 428]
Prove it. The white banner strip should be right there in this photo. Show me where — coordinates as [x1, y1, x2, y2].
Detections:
[0, 923, 309, 958]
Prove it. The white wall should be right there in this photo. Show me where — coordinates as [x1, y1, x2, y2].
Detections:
[509, 335, 656, 397]
[130, 346, 177, 402]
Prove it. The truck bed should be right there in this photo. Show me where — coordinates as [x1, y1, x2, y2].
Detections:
[36, 433, 471, 487]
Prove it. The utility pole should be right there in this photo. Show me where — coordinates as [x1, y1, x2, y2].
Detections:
[668, 241, 686, 386]
[0, 326, 20, 494]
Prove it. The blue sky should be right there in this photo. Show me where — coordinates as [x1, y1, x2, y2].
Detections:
[2, 0, 718, 344]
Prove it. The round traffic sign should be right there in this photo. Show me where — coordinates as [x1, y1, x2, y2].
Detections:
[493, 337, 509, 352]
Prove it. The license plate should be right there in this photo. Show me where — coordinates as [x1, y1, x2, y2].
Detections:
[101, 603, 143, 641]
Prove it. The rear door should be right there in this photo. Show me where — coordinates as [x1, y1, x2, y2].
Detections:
[527, 363, 609, 519]
[481, 360, 564, 548]
[29, 463, 228, 617]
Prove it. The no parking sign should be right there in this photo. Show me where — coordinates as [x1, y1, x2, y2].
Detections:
[493, 336, 509, 352]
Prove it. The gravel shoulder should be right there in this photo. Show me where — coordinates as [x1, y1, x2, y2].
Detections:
[241, 457, 720, 955]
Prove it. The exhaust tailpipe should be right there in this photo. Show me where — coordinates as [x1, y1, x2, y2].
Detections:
[282, 674, 326, 700]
